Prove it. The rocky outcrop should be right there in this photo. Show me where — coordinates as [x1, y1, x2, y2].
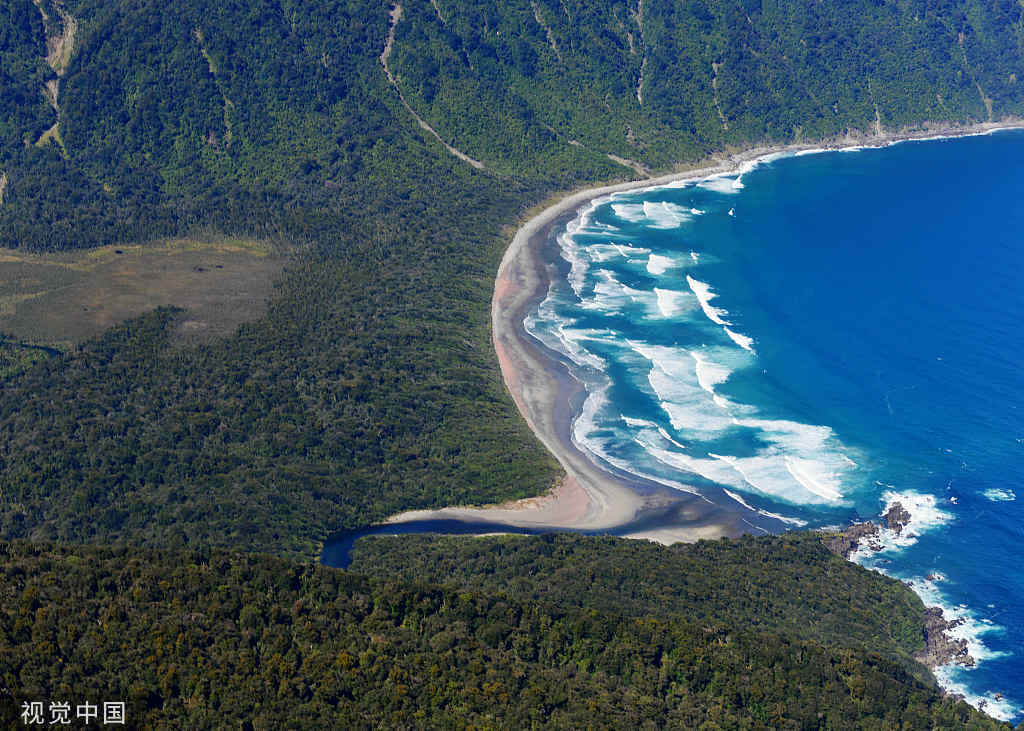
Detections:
[823, 522, 879, 559]
[882, 501, 912, 535]
[916, 607, 975, 668]
[824, 519, 977, 674]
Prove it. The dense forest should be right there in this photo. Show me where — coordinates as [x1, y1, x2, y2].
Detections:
[0, 540, 1008, 728]
[4, 0, 1024, 725]
[349, 532, 933, 677]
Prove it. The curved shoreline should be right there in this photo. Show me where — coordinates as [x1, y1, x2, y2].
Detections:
[385, 119, 1024, 542]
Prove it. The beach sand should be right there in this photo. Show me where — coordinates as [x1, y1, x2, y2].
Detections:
[384, 119, 1024, 543]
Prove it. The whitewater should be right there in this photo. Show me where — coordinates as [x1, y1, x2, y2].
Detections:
[525, 129, 1024, 722]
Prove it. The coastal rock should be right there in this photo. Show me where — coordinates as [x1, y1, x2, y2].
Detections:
[882, 501, 912, 535]
[823, 522, 879, 559]
[822, 524, 977, 674]
[915, 607, 976, 669]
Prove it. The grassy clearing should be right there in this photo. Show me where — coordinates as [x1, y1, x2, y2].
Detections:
[0, 236, 285, 348]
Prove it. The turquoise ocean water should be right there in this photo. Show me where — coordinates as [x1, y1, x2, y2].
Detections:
[527, 130, 1024, 721]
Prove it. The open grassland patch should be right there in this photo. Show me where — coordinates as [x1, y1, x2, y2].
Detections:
[0, 237, 285, 348]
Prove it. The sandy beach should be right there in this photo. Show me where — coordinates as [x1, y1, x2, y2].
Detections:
[385, 118, 1024, 543]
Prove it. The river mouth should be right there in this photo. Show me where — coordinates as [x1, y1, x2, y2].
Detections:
[320, 497, 725, 569]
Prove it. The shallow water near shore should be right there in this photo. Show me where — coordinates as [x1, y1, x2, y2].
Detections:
[526, 130, 1024, 721]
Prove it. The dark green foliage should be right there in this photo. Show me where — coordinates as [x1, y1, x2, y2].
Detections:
[350, 532, 931, 675]
[0, 0, 52, 148]
[0, 541, 1006, 729]
[0, 275, 556, 557]
[0, 334, 56, 378]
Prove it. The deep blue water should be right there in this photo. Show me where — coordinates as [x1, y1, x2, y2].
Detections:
[527, 130, 1024, 721]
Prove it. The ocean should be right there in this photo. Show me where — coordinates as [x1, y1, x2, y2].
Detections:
[526, 129, 1024, 722]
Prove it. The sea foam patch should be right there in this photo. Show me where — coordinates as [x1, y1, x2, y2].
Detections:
[933, 667, 1020, 722]
[654, 288, 693, 318]
[723, 488, 808, 527]
[623, 342, 853, 505]
[983, 487, 1016, 502]
[699, 175, 742, 194]
[610, 200, 694, 228]
[878, 490, 953, 547]
[647, 253, 677, 275]
[686, 275, 731, 326]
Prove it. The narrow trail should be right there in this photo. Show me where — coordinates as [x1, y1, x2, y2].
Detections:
[544, 124, 650, 178]
[194, 28, 235, 147]
[32, 0, 76, 156]
[711, 61, 729, 131]
[605, 153, 650, 178]
[958, 33, 994, 121]
[429, 0, 444, 23]
[0, 172, 7, 206]
[381, 5, 486, 171]
[531, 2, 562, 62]
[633, 0, 646, 105]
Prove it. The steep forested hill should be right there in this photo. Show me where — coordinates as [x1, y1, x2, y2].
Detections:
[2, 0, 1024, 556]
[0, 540, 1007, 729]
[349, 532, 932, 675]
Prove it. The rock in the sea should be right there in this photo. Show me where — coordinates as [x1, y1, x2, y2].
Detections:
[883, 501, 912, 535]
[823, 522, 879, 559]
[915, 607, 976, 668]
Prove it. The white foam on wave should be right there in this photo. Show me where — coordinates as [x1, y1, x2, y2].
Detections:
[525, 299, 610, 372]
[625, 342, 853, 506]
[724, 326, 755, 352]
[610, 200, 694, 229]
[686, 275, 731, 326]
[723, 487, 757, 511]
[584, 270, 646, 314]
[851, 491, 953, 561]
[622, 416, 659, 429]
[795, 147, 828, 157]
[643, 200, 693, 228]
[698, 175, 741, 195]
[613, 243, 651, 258]
[557, 229, 589, 297]
[639, 345, 737, 435]
[571, 380, 612, 449]
[654, 288, 692, 318]
[731, 157, 781, 190]
[983, 487, 1016, 502]
[850, 527, 1020, 720]
[784, 456, 843, 501]
[757, 507, 809, 527]
[722, 488, 809, 527]
[879, 490, 952, 545]
[572, 402, 711, 502]
[583, 271, 688, 321]
[707, 451, 843, 505]
[691, 351, 731, 393]
[647, 253, 676, 275]
[657, 426, 688, 451]
[933, 667, 1020, 722]
[589, 243, 651, 262]
[611, 203, 646, 223]
[859, 564, 1019, 721]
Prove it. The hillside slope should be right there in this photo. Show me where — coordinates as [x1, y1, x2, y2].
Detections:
[0, 540, 1006, 729]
